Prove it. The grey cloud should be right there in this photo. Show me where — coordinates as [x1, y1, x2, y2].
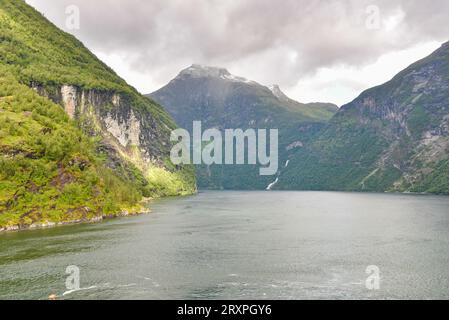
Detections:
[26, 0, 449, 91]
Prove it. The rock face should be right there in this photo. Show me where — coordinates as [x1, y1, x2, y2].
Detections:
[0, 0, 196, 231]
[61, 85, 77, 118]
[1, 0, 195, 203]
[104, 110, 141, 148]
[30, 83, 177, 176]
[149, 65, 337, 189]
[278, 41, 449, 194]
[269, 85, 291, 102]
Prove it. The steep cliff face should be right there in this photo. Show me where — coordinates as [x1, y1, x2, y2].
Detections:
[150, 65, 337, 189]
[278, 41, 449, 193]
[0, 0, 195, 230]
[32, 84, 170, 167]
[0, 0, 195, 197]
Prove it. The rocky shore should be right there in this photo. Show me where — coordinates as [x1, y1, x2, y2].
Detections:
[0, 209, 150, 233]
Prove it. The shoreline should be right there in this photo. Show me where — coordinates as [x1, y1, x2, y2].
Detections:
[0, 192, 197, 234]
[2, 189, 447, 233]
[0, 209, 151, 233]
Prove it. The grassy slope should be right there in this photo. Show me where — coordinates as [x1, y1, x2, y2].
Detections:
[0, 0, 195, 228]
[0, 68, 144, 228]
[412, 158, 449, 194]
[0, 0, 167, 119]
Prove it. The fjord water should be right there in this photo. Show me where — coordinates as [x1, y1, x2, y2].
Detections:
[1, 191, 449, 300]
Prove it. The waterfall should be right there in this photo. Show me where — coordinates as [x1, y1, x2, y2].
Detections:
[266, 177, 279, 190]
[266, 159, 289, 190]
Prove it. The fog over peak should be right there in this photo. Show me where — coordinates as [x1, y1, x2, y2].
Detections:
[25, 0, 449, 105]
[179, 64, 231, 78]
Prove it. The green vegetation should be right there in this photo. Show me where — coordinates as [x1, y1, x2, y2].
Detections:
[278, 41, 449, 194]
[150, 68, 338, 190]
[0, 69, 143, 228]
[0, 0, 196, 229]
[0, 0, 173, 125]
[412, 158, 449, 194]
[146, 165, 196, 197]
[407, 105, 430, 138]
[278, 122, 390, 191]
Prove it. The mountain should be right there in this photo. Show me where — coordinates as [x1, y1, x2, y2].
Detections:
[0, 0, 195, 230]
[269, 85, 291, 102]
[277, 41, 449, 194]
[149, 64, 338, 189]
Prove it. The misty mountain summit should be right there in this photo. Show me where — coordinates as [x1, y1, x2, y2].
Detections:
[177, 64, 256, 84]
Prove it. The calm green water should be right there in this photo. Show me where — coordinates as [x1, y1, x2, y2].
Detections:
[1, 191, 449, 300]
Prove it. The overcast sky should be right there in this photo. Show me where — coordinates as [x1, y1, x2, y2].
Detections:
[26, 0, 449, 106]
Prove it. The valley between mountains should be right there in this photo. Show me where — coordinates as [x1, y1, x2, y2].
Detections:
[150, 44, 449, 194]
[1, 0, 448, 231]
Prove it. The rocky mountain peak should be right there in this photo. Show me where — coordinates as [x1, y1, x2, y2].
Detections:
[441, 40, 449, 50]
[177, 64, 255, 84]
[179, 64, 230, 78]
[268, 84, 291, 102]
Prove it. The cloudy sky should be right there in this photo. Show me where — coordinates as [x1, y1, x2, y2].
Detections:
[26, 0, 449, 106]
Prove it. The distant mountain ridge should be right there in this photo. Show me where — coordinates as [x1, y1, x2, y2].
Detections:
[277, 41, 449, 194]
[149, 65, 338, 189]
